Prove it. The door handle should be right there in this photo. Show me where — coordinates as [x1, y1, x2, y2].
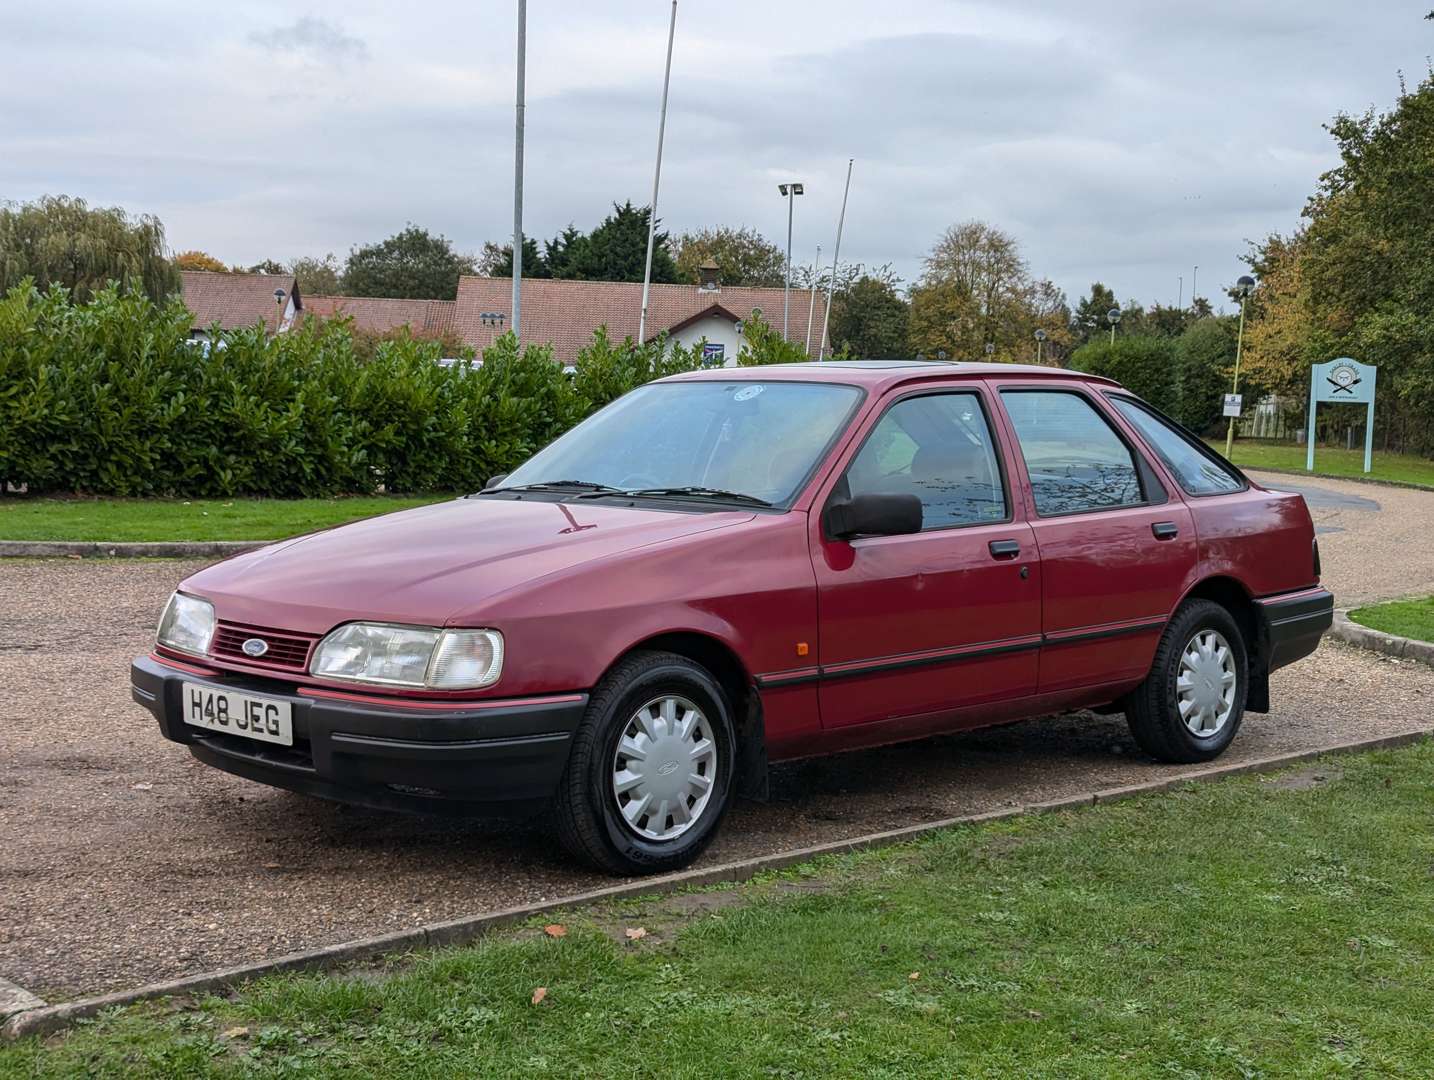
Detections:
[988, 539, 1021, 558]
[1152, 521, 1179, 540]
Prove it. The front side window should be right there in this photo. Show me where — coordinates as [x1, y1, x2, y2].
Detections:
[842, 392, 1007, 528]
[1000, 390, 1145, 515]
[1109, 396, 1244, 496]
[500, 380, 862, 507]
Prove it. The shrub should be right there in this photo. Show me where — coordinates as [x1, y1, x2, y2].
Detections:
[0, 283, 720, 497]
[1069, 337, 1179, 415]
[1174, 318, 1237, 434]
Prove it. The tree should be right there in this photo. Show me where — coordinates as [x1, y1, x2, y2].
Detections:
[341, 225, 477, 300]
[674, 226, 785, 287]
[908, 222, 1060, 361]
[242, 259, 286, 275]
[480, 237, 549, 278]
[0, 195, 179, 303]
[174, 250, 228, 274]
[288, 254, 342, 295]
[829, 275, 909, 359]
[1071, 282, 1119, 346]
[565, 201, 677, 283]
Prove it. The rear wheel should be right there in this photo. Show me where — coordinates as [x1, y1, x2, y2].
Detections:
[551, 651, 735, 875]
[1125, 599, 1248, 763]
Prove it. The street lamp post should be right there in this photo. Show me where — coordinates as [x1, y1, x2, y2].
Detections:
[1225, 275, 1256, 458]
[1034, 328, 1047, 365]
[1107, 306, 1121, 346]
[777, 182, 804, 340]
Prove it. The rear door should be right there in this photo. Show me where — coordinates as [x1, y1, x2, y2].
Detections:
[811, 384, 1041, 729]
[992, 384, 1197, 695]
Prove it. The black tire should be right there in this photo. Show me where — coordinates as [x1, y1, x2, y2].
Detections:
[551, 650, 736, 875]
[1125, 599, 1249, 764]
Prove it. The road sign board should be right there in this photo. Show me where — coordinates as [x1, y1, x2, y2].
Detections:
[1222, 394, 1243, 418]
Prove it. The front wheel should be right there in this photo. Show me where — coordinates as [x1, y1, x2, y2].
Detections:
[551, 651, 735, 875]
[1125, 599, 1248, 763]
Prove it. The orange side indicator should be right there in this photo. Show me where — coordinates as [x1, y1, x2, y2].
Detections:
[795, 642, 810, 657]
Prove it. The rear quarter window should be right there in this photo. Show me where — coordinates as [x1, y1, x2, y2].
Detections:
[1108, 395, 1244, 496]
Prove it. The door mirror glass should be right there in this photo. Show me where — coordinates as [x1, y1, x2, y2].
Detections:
[826, 493, 923, 539]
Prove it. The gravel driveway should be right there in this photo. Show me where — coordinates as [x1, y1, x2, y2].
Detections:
[3, 470, 1432, 1000]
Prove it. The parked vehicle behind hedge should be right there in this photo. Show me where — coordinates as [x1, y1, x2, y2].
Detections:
[132, 361, 1332, 875]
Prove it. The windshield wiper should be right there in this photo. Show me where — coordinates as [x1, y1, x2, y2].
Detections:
[590, 486, 773, 507]
[477, 480, 623, 496]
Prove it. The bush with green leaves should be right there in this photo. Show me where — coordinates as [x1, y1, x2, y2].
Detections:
[1069, 336, 1180, 417]
[0, 283, 728, 497]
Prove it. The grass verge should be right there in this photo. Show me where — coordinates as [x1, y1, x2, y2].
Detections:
[0, 496, 450, 542]
[1213, 439, 1434, 488]
[1349, 595, 1434, 643]
[5, 743, 1434, 1077]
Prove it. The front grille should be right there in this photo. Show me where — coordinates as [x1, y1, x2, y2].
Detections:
[211, 621, 318, 674]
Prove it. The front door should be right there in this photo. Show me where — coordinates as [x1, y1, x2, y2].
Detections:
[994, 386, 1198, 695]
[812, 388, 1042, 729]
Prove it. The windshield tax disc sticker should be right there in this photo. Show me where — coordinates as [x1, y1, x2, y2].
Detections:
[733, 385, 764, 401]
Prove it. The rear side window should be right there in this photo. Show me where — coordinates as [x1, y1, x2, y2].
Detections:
[1109, 396, 1244, 496]
[1000, 390, 1145, 515]
[843, 392, 1008, 528]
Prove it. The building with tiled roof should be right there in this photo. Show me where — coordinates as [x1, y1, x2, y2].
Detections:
[453, 271, 829, 366]
[304, 296, 457, 338]
[180, 271, 301, 335]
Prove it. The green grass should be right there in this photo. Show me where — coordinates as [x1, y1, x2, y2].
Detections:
[0, 496, 451, 542]
[1212, 438, 1434, 488]
[6, 743, 1434, 1077]
[1349, 596, 1434, 643]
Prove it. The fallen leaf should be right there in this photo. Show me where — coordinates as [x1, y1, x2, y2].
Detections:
[262, 863, 281, 871]
[221, 1026, 249, 1039]
[131, 782, 153, 791]
[624, 927, 647, 941]
[531, 987, 548, 1006]
[543, 924, 566, 938]
[908, 972, 920, 981]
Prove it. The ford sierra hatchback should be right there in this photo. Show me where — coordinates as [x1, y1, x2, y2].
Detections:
[132, 362, 1333, 874]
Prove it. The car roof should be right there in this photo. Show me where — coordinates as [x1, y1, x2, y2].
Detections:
[660, 360, 1119, 392]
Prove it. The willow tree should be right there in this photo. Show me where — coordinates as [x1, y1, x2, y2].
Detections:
[0, 195, 179, 302]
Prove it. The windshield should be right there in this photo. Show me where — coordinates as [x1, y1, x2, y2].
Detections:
[500, 380, 862, 507]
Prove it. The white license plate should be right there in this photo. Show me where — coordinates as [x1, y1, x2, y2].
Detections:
[182, 682, 293, 746]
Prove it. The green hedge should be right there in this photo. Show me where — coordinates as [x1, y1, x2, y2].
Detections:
[1070, 324, 1237, 434]
[0, 283, 804, 497]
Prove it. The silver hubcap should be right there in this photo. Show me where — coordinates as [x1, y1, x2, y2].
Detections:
[1177, 629, 1237, 737]
[611, 695, 717, 842]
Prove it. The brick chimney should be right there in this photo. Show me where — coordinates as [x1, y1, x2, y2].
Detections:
[697, 261, 721, 292]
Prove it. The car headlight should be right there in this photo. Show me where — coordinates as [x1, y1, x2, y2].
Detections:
[156, 592, 216, 657]
[310, 623, 504, 690]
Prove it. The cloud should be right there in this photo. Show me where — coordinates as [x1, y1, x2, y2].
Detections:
[248, 16, 368, 64]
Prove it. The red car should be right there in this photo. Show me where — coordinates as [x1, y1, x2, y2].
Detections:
[132, 362, 1332, 874]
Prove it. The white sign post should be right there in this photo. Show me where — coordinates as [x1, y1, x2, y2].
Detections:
[1307, 358, 1376, 474]
[1222, 393, 1243, 419]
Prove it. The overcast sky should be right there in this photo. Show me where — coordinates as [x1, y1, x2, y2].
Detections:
[4, 1, 1432, 309]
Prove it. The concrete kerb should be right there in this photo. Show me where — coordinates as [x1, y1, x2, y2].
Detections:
[4, 727, 1431, 1043]
[0, 540, 269, 559]
[1330, 609, 1434, 667]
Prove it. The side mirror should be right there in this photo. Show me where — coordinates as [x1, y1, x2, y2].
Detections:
[485, 473, 509, 490]
[825, 493, 923, 540]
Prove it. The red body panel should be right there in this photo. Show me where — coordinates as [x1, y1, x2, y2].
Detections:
[172, 362, 1321, 765]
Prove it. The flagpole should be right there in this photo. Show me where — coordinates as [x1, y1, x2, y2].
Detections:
[818, 159, 852, 360]
[511, 0, 526, 340]
[804, 244, 821, 355]
[638, 1, 678, 345]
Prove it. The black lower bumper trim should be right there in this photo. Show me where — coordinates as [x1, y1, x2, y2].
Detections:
[131, 654, 588, 816]
[1258, 587, 1335, 674]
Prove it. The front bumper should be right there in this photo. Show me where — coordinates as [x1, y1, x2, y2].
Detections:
[1257, 586, 1335, 674]
[130, 654, 588, 817]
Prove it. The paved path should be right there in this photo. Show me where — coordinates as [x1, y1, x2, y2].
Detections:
[2, 476, 1432, 999]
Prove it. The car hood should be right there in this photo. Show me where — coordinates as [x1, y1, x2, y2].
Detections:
[184, 497, 753, 633]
